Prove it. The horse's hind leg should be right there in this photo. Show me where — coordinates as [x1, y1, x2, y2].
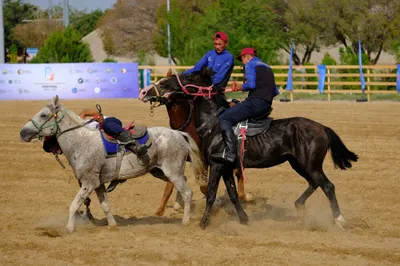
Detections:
[289, 159, 317, 214]
[173, 177, 185, 211]
[95, 184, 117, 227]
[84, 198, 94, 221]
[318, 172, 345, 228]
[222, 170, 248, 225]
[168, 175, 193, 225]
[308, 170, 345, 228]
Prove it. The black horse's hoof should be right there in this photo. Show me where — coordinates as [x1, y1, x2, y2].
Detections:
[200, 217, 210, 230]
[86, 211, 95, 221]
[239, 214, 249, 225]
[200, 222, 207, 230]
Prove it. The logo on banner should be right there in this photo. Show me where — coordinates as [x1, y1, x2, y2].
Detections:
[45, 67, 54, 81]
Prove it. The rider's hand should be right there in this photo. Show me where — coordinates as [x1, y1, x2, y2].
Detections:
[94, 115, 104, 124]
[232, 83, 242, 92]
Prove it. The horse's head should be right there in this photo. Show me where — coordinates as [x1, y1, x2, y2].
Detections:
[139, 67, 214, 104]
[20, 95, 64, 142]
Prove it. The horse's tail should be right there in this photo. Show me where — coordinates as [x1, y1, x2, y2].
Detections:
[180, 132, 208, 187]
[324, 126, 359, 170]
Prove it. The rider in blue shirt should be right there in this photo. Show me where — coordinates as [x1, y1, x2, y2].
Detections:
[211, 48, 278, 164]
[183, 32, 234, 91]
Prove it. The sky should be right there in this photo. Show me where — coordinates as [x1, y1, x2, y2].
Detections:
[24, 0, 117, 11]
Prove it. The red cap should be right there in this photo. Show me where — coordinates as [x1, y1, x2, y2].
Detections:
[236, 47, 258, 61]
[214, 32, 228, 42]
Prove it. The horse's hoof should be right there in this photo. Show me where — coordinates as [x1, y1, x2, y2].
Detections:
[65, 226, 75, 233]
[239, 193, 254, 202]
[244, 193, 253, 202]
[173, 202, 182, 211]
[334, 214, 346, 230]
[182, 217, 190, 226]
[107, 225, 118, 231]
[295, 204, 307, 217]
[86, 212, 95, 221]
[200, 222, 207, 230]
[155, 209, 165, 216]
[200, 218, 209, 230]
[239, 214, 249, 225]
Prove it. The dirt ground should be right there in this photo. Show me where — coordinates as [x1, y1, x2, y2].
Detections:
[1, 98, 400, 266]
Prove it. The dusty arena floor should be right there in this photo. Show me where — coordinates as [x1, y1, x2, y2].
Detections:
[0, 99, 399, 265]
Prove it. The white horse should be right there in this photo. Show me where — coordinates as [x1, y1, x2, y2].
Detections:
[20, 96, 207, 232]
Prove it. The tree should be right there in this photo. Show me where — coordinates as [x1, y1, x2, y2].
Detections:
[320, 0, 400, 64]
[30, 27, 93, 63]
[154, 0, 284, 65]
[70, 9, 103, 37]
[3, 0, 37, 51]
[272, 0, 327, 65]
[154, 0, 207, 65]
[12, 21, 63, 49]
[97, 0, 160, 57]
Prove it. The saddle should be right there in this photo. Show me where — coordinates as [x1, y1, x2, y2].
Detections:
[99, 122, 151, 157]
[233, 109, 273, 137]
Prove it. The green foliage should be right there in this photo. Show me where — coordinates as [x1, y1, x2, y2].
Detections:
[102, 30, 115, 57]
[154, 0, 205, 65]
[3, 0, 37, 52]
[30, 28, 93, 63]
[317, 0, 400, 64]
[103, 58, 117, 63]
[338, 47, 369, 66]
[154, 0, 284, 65]
[391, 42, 400, 64]
[9, 44, 18, 63]
[136, 50, 156, 66]
[334, 47, 370, 91]
[72, 9, 103, 37]
[321, 53, 337, 66]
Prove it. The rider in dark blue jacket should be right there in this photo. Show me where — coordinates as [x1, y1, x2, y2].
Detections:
[183, 32, 234, 91]
[211, 48, 278, 164]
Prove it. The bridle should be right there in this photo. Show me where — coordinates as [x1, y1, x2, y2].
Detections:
[169, 100, 194, 131]
[30, 107, 95, 139]
[145, 74, 216, 122]
[30, 108, 67, 139]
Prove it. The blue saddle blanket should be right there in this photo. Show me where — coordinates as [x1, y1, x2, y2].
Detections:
[100, 131, 150, 156]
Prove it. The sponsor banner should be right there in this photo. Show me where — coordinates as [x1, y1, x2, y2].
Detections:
[0, 62, 139, 100]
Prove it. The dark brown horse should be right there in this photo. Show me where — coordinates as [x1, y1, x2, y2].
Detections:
[139, 69, 359, 230]
[154, 70, 251, 216]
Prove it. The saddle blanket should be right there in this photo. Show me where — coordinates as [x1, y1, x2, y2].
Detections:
[99, 122, 150, 156]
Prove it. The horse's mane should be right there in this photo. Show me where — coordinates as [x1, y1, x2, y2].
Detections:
[65, 109, 85, 126]
[168, 67, 230, 109]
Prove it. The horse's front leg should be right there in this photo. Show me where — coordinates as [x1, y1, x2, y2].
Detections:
[236, 169, 253, 202]
[78, 180, 94, 220]
[66, 183, 95, 232]
[95, 184, 117, 227]
[155, 181, 175, 216]
[200, 164, 222, 229]
[223, 171, 248, 224]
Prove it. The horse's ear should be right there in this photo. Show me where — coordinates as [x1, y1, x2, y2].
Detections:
[166, 69, 172, 77]
[52, 95, 60, 111]
[53, 95, 59, 106]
